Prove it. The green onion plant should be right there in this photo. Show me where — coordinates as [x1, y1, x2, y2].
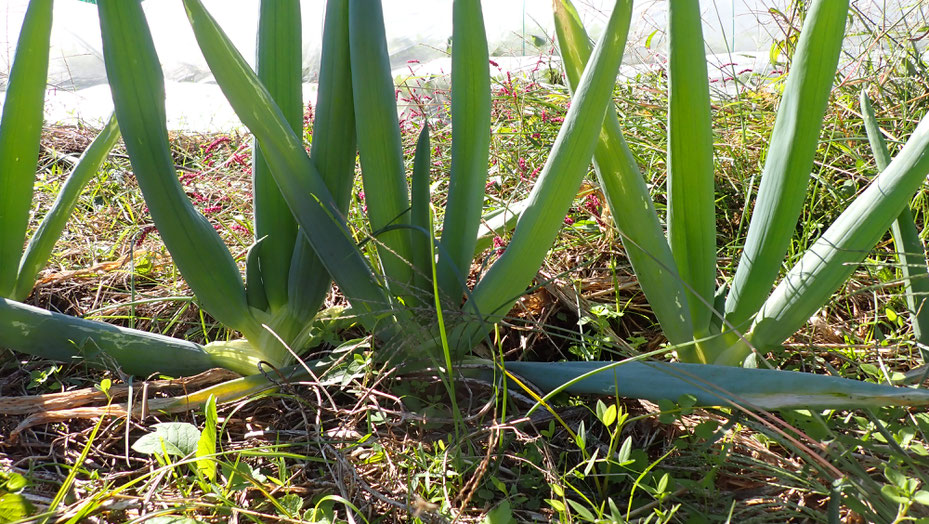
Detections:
[861, 89, 929, 362]
[0, 0, 119, 303]
[552, 0, 929, 369]
[3, 0, 929, 409]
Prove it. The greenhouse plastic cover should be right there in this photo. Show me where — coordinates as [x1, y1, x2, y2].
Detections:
[0, 0, 923, 132]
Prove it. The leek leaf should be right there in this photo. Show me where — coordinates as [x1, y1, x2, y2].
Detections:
[861, 90, 929, 358]
[288, 0, 358, 323]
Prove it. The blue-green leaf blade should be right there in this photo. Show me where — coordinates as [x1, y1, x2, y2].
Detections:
[751, 112, 929, 349]
[288, 0, 358, 323]
[725, 0, 850, 331]
[436, 0, 492, 301]
[348, 0, 414, 294]
[666, 0, 717, 338]
[861, 90, 929, 354]
[410, 126, 433, 297]
[251, 0, 302, 312]
[506, 360, 929, 410]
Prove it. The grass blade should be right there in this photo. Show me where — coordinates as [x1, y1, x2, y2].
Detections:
[251, 0, 302, 312]
[288, 0, 358, 323]
[725, 0, 850, 331]
[436, 0, 492, 301]
[751, 112, 929, 349]
[0, 0, 53, 297]
[98, 0, 258, 336]
[348, 0, 414, 294]
[666, 0, 717, 339]
[861, 90, 929, 357]
[410, 126, 433, 298]
[180, 0, 398, 334]
[504, 360, 929, 410]
[554, 0, 694, 347]
[463, 0, 634, 346]
[14, 114, 120, 301]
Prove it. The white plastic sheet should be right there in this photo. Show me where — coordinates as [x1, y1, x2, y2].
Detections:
[0, 0, 924, 131]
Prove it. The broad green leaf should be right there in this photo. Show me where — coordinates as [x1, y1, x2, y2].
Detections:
[180, 0, 399, 337]
[666, 0, 717, 340]
[288, 0, 358, 323]
[0, 0, 53, 298]
[553, 0, 693, 346]
[0, 492, 34, 522]
[725, 0, 850, 331]
[348, 0, 414, 294]
[251, 0, 302, 312]
[751, 111, 929, 350]
[132, 422, 201, 457]
[221, 460, 267, 492]
[463, 0, 634, 349]
[881, 485, 909, 505]
[861, 90, 929, 358]
[601, 404, 617, 427]
[482, 500, 517, 524]
[546, 499, 566, 513]
[14, 114, 120, 301]
[1, 474, 27, 493]
[437, 0, 492, 301]
[617, 436, 632, 464]
[504, 360, 929, 410]
[279, 493, 304, 517]
[566, 499, 596, 522]
[914, 490, 929, 506]
[97, 0, 258, 337]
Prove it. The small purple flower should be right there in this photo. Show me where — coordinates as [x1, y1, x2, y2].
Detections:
[493, 236, 506, 253]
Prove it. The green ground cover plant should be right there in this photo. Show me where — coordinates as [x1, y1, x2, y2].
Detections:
[2, 0, 929, 521]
